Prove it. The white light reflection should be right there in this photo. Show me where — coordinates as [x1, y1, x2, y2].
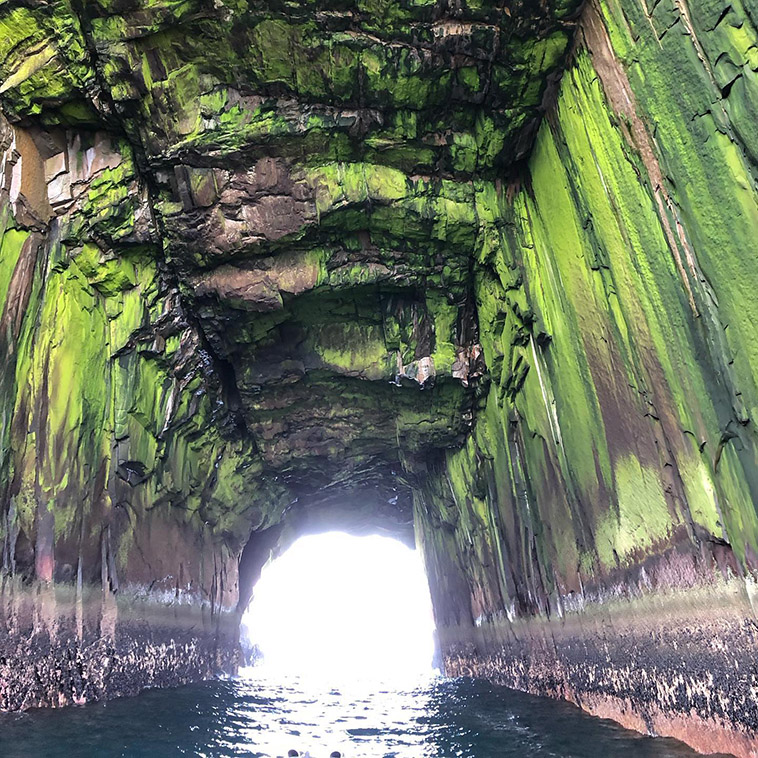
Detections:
[241, 532, 437, 686]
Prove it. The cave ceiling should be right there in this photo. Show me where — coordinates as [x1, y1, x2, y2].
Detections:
[0, 0, 581, 528]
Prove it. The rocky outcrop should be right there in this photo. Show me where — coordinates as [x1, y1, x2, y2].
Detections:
[1, 0, 758, 755]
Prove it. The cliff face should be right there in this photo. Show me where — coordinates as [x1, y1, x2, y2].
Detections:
[1, 0, 758, 754]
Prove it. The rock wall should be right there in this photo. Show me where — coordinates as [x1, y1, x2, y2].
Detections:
[415, 1, 758, 755]
[0, 116, 251, 707]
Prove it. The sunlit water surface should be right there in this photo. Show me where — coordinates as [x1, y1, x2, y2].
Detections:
[0, 670, 726, 758]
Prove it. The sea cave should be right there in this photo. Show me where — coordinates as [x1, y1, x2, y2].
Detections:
[0, 0, 757, 755]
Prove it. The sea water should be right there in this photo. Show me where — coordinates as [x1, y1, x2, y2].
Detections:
[0, 670, 728, 757]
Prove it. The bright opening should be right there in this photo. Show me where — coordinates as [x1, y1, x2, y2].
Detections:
[241, 532, 436, 685]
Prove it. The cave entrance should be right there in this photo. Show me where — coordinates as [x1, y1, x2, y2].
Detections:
[241, 532, 436, 684]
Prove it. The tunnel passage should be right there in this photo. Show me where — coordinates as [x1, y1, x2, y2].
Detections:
[236, 485, 418, 619]
[3, 1, 758, 756]
[240, 531, 436, 680]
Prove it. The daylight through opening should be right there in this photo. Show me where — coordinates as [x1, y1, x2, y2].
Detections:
[241, 532, 437, 684]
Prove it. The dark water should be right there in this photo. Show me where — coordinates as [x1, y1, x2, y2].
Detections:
[0, 672, 726, 758]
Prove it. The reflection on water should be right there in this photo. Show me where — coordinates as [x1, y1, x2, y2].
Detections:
[0, 670, 728, 758]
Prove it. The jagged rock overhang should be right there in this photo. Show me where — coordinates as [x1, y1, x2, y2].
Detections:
[0, 0, 586, 519]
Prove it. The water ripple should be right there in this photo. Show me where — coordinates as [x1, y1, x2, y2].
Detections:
[0, 671, 733, 758]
